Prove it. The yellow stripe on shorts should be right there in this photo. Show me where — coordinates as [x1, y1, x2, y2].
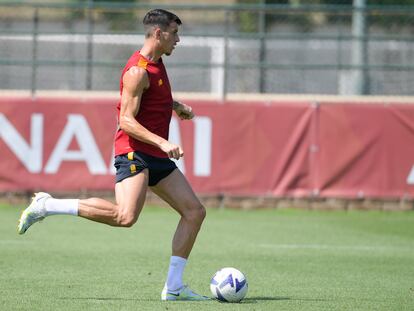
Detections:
[130, 164, 136, 174]
[127, 152, 134, 160]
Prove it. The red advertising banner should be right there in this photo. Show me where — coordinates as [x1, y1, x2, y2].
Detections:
[315, 103, 414, 198]
[0, 97, 116, 191]
[1, 96, 413, 199]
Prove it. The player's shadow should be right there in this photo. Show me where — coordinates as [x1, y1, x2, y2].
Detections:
[59, 297, 154, 302]
[239, 296, 291, 304]
[60, 296, 291, 303]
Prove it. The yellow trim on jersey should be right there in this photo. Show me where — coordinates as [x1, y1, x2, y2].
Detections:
[137, 58, 148, 69]
[158, 79, 163, 86]
[127, 152, 134, 160]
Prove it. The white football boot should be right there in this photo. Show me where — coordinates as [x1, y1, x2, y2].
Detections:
[17, 192, 51, 234]
[161, 285, 210, 301]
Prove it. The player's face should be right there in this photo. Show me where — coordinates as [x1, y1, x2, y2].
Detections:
[160, 22, 180, 56]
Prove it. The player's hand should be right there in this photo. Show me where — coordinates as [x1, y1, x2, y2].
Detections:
[173, 101, 194, 120]
[160, 141, 184, 160]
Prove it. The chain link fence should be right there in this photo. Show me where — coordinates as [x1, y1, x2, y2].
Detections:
[0, 2, 413, 96]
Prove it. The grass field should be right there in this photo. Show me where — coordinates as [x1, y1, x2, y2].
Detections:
[1, 203, 414, 311]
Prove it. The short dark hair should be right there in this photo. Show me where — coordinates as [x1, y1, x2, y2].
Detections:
[143, 9, 182, 37]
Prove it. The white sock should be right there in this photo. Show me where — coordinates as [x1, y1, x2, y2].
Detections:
[44, 198, 79, 216]
[166, 256, 187, 292]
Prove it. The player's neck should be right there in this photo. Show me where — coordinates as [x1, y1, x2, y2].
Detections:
[140, 42, 162, 63]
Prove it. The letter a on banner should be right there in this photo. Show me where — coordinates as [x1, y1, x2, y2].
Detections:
[45, 114, 107, 174]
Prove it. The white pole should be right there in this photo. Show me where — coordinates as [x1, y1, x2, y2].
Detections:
[351, 0, 369, 94]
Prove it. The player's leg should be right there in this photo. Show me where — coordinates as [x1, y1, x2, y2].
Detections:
[78, 169, 149, 227]
[18, 170, 149, 234]
[151, 168, 208, 301]
[151, 168, 206, 258]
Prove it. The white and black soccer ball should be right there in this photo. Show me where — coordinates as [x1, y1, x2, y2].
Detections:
[210, 267, 248, 302]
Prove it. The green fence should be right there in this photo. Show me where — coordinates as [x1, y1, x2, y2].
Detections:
[0, 1, 413, 96]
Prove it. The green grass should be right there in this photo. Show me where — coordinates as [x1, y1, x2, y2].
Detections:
[1, 203, 414, 311]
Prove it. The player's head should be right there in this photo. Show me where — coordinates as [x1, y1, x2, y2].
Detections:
[143, 9, 181, 56]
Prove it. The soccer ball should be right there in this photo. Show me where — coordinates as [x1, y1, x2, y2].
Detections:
[210, 267, 248, 302]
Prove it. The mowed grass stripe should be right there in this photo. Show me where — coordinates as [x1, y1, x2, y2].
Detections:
[0, 204, 413, 311]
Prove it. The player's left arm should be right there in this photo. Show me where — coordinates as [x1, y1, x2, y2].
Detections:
[173, 100, 194, 120]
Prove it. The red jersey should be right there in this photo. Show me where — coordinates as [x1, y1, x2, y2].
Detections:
[114, 51, 173, 158]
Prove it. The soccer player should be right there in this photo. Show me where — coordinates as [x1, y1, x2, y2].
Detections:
[18, 9, 209, 301]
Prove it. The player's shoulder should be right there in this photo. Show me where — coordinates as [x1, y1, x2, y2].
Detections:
[123, 65, 150, 92]
[136, 56, 149, 70]
[124, 65, 148, 83]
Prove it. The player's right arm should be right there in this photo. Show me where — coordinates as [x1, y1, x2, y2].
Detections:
[119, 66, 184, 160]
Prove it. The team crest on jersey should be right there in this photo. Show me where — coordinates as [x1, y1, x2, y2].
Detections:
[158, 79, 163, 86]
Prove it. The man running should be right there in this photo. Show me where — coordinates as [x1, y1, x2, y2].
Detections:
[18, 8, 208, 301]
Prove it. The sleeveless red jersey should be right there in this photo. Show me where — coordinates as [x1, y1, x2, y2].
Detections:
[114, 51, 173, 158]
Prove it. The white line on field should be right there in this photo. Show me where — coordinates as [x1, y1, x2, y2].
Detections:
[0, 240, 30, 244]
[259, 244, 413, 252]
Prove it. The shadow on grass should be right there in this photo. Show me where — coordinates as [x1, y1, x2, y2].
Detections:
[59, 297, 155, 302]
[60, 296, 301, 304]
[240, 296, 291, 304]
[241, 296, 331, 304]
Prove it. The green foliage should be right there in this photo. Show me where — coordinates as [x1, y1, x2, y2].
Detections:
[236, 0, 414, 32]
[68, 0, 138, 30]
[237, 11, 259, 32]
[263, 0, 414, 4]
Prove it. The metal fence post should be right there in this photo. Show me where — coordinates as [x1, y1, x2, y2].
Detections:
[336, 15, 344, 93]
[351, 0, 369, 94]
[31, 8, 39, 97]
[86, 0, 94, 90]
[221, 10, 230, 101]
[258, 0, 266, 93]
